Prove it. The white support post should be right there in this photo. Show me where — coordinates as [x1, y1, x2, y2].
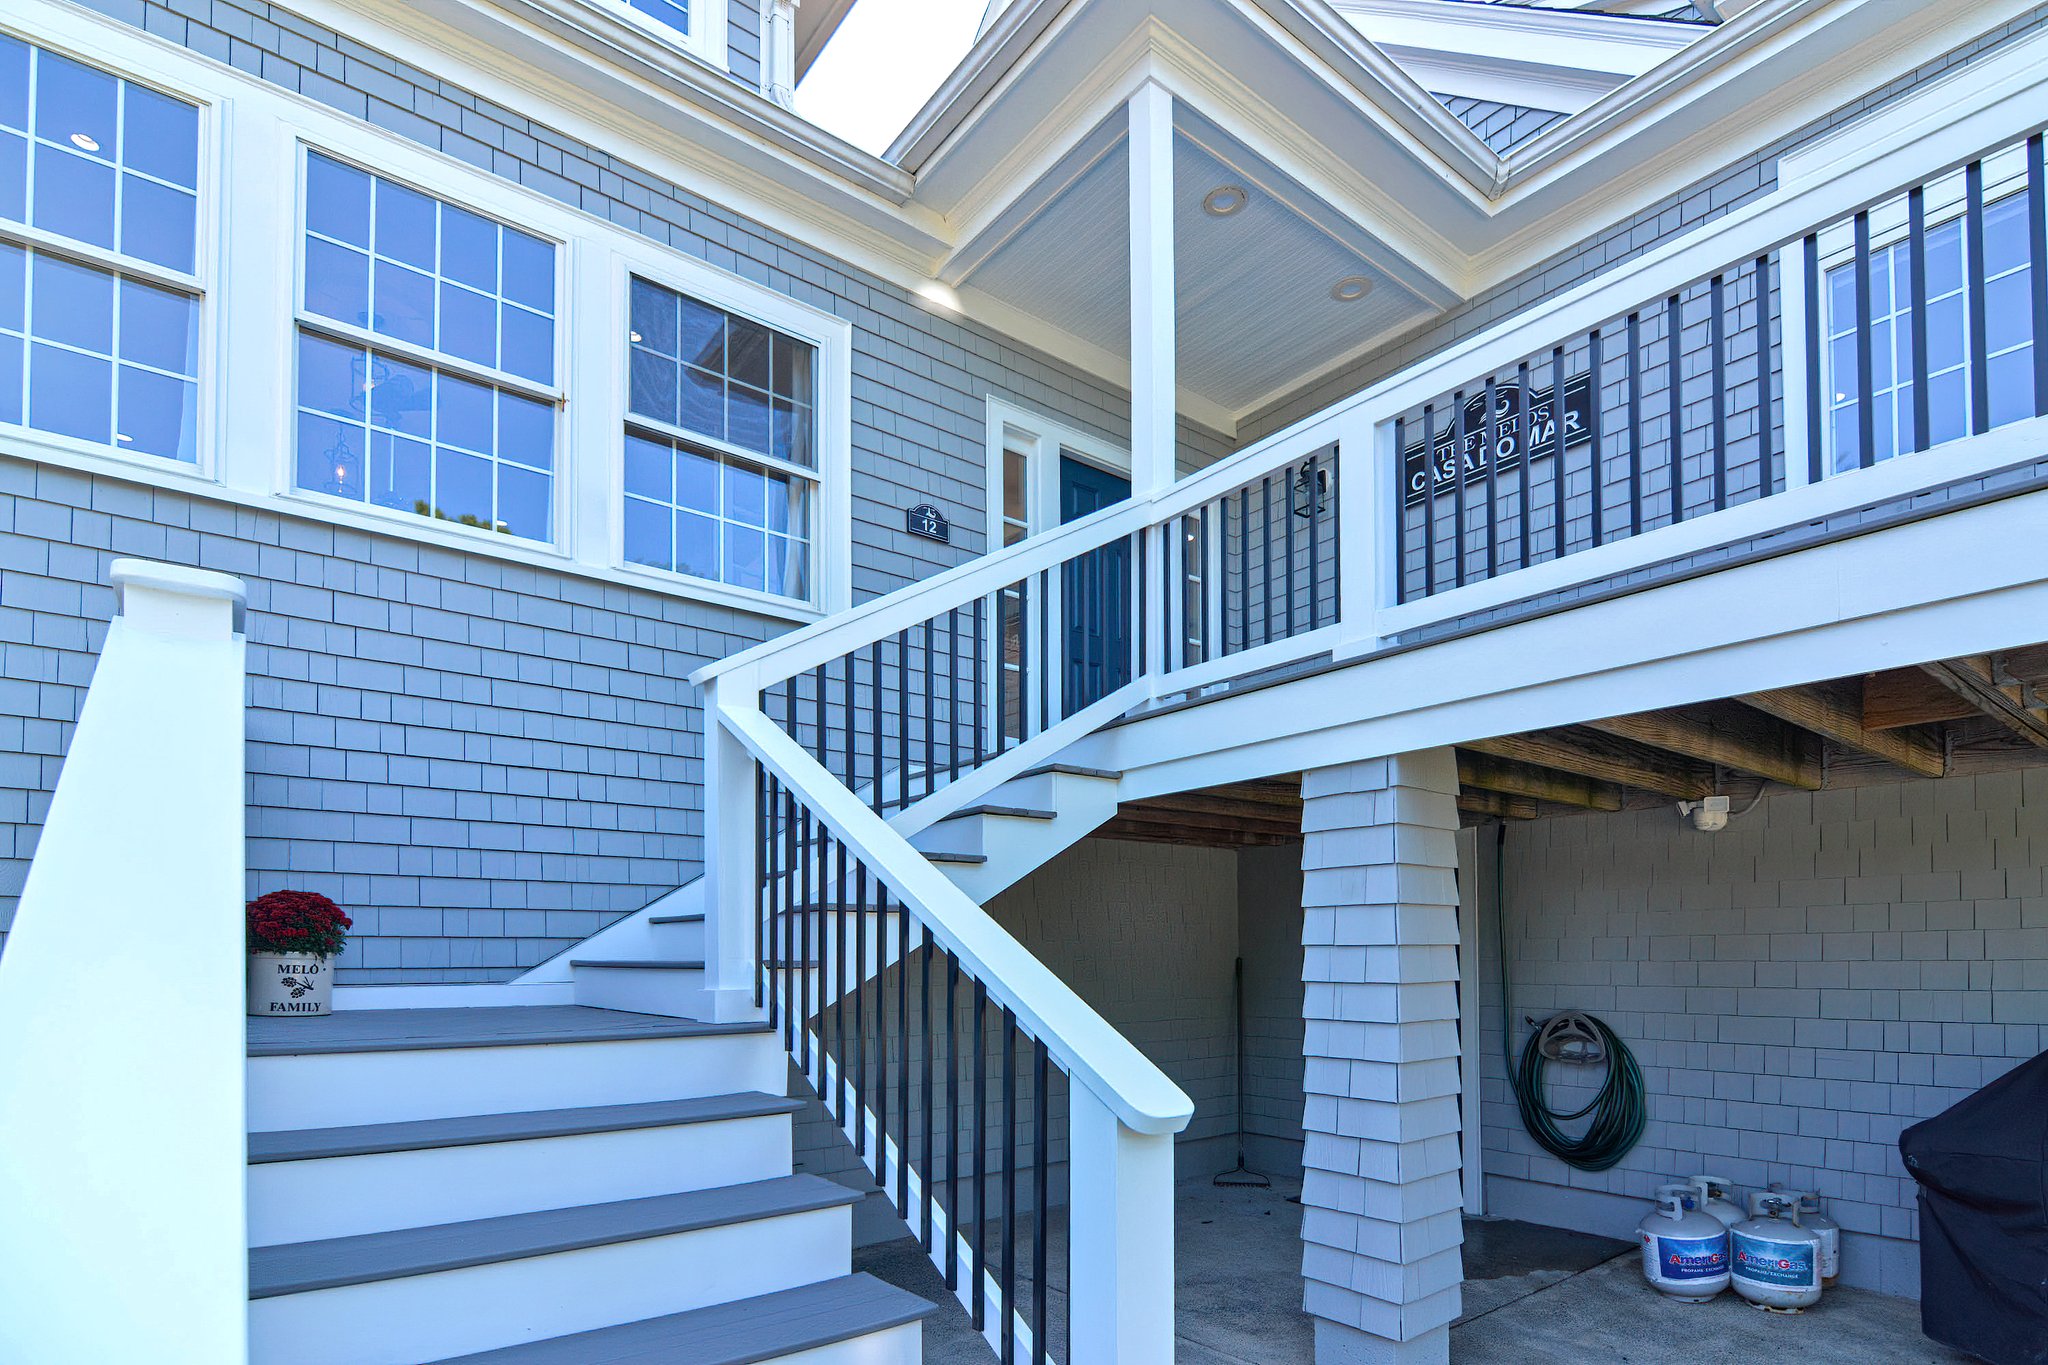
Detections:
[0, 560, 248, 1365]
[1067, 1084, 1178, 1365]
[1780, 242, 1816, 489]
[1335, 407, 1392, 658]
[700, 677, 765, 1022]
[1127, 80, 1177, 500]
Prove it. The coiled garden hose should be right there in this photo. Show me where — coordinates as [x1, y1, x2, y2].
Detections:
[1494, 823, 1648, 1173]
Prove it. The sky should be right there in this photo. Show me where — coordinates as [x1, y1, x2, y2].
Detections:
[792, 0, 988, 157]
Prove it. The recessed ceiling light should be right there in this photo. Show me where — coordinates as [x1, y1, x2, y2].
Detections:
[70, 132, 100, 153]
[1202, 185, 1248, 218]
[1331, 276, 1374, 302]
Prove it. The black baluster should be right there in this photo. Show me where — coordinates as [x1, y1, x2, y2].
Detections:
[1625, 313, 1642, 537]
[1137, 526, 1150, 674]
[1260, 475, 1274, 643]
[1855, 210, 1877, 466]
[797, 804, 811, 1074]
[754, 765, 768, 1010]
[946, 952, 961, 1291]
[1030, 1037, 1049, 1365]
[897, 895, 909, 1214]
[973, 595, 986, 765]
[947, 607, 962, 783]
[972, 978, 988, 1331]
[1234, 486, 1249, 650]
[1450, 390, 1468, 586]
[1201, 503, 1213, 657]
[895, 629, 910, 815]
[832, 839, 846, 1127]
[812, 665, 827, 776]
[921, 923, 934, 1251]
[1036, 570, 1050, 735]
[1393, 417, 1408, 603]
[1804, 233, 1823, 482]
[1587, 329, 1605, 547]
[1001, 1007, 1017, 1364]
[868, 642, 884, 816]
[1482, 374, 1499, 580]
[922, 619, 937, 798]
[1966, 161, 1990, 437]
[843, 650, 857, 801]
[1284, 463, 1298, 633]
[1666, 291, 1684, 523]
[853, 861, 867, 1154]
[1909, 188, 1930, 454]
[1549, 346, 1566, 563]
[1710, 273, 1727, 510]
[1421, 403, 1438, 593]
[2031, 135, 2048, 418]
[873, 882, 887, 1187]
[1515, 363, 1532, 569]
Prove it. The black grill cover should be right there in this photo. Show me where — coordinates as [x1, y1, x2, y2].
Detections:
[1899, 1049, 2048, 1365]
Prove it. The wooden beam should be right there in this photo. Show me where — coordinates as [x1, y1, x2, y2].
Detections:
[1456, 751, 1624, 811]
[2001, 643, 2048, 685]
[1921, 656, 2048, 751]
[1458, 790, 1538, 821]
[1466, 728, 1715, 800]
[1584, 703, 1822, 790]
[1742, 683, 1946, 778]
[1109, 805, 1302, 840]
[1095, 820, 1297, 848]
[1863, 668, 1975, 731]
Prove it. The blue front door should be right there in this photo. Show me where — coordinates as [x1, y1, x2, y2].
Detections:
[1059, 456, 1131, 714]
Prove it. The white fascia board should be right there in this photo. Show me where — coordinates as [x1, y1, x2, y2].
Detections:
[286, 0, 951, 284]
[1333, 0, 1705, 79]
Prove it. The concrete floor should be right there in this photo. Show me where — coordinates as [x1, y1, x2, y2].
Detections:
[852, 1177, 1970, 1364]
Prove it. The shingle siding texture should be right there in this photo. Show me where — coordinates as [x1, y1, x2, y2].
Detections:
[727, 0, 763, 89]
[0, 0, 1230, 978]
[1431, 95, 1567, 155]
[1476, 773, 2048, 1297]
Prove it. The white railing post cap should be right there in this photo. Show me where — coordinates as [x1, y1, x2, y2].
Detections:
[109, 559, 247, 638]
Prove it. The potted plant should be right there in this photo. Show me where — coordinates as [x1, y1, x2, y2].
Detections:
[247, 890, 352, 1017]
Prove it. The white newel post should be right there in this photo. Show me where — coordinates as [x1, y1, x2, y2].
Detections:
[700, 677, 764, 1023]
[0, 560, 248, 1365]
[1127, 79, 1177, 501]
[1335, 407, 1391, 659]
[1067, 1084, 1177, 1365]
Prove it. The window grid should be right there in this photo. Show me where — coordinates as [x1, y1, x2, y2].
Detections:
[0, 39, 203, 464]
[294, 150, 559, 543]
[1825, 191, 2037, 469]
[622, 426, 814, 600]
[628, 275, 814, 470]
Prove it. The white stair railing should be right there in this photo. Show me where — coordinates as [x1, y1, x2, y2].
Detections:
[0, 561, 249, 1365]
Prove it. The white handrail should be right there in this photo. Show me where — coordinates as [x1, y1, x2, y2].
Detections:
[0, 561, 249, 1365]
[724, 703, 1195, 1135]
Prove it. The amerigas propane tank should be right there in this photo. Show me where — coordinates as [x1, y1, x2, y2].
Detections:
[1689, 1174, 1745, 1231]
[1731, 1192, 1824, 1311]
[1771, 1186, 1841, 1287]
[1637, 1184, 1730, 1301]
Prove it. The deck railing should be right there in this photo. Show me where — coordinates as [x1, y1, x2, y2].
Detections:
[689, 37, 2048, 1364]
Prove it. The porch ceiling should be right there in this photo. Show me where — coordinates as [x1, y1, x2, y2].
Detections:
[950, 110, 1439, 420]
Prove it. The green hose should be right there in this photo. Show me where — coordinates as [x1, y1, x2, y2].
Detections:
[1494, 823, 1647, 1173]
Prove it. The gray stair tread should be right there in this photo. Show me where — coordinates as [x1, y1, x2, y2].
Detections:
[429, 1273, 936, 1364]
[573, 959, 707, 971]
[940, 804, 1055, 821]
[249, 1093, 803, 1164]
[249, 1006, 766, 1057]
[648, 913, 706, 925]
[249, 1176, 863, 1299]
[1019, 762, 1122, 780]
[922, 851, 987, 865]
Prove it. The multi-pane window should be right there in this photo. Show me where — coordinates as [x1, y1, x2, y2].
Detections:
[626, 0, 691, 36]
[998, 441, 1029, 737]
[294, 152, 558, 540]
[623, 275, 817, 599]
[1825, 191, 2037, 470]
[0, 38, 201, 461]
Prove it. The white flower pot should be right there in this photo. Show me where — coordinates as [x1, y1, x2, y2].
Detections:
[248, 952, 334, 1017]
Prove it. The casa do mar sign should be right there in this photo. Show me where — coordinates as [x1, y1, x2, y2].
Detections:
[1401, 374, 1595, 506]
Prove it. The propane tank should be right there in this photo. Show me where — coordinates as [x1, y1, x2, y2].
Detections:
[1637, 1184, 1730, 1301]
[1771, 1186, 1841, 1287]
[1689, 1174, 1745, 1230]
[1731, 1192, 1823, 1311]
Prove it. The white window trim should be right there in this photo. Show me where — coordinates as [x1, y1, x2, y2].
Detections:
[982, 396, 1128, 549]
[0, 0, 848, 625]
[0, 17, 222, 480]
[584, 0, 730, 73]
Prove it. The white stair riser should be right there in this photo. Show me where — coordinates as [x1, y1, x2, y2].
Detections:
[757, 1323, 923, 1365]
[248, 1204, 852, 1365]
[248, 1032, 784, 1128]
[648, 917, 707, 958]
[909, 818, 985, 858]
[247, 1114, 794, 1246]
[572, 967, 711, 1018]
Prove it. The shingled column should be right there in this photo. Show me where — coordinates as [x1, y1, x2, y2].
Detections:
[1298, 751, 1466, 1365]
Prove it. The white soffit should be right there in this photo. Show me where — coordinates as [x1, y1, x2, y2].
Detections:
[959, 118, 1433, 416]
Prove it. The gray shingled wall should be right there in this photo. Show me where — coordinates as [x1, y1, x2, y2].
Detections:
[727, 0, 763, 89]
[0, 0, 1230, 979]
[1432, 95, 1567, 155]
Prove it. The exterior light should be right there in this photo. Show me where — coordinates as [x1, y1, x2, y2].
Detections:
[1202, 185, 1248, 217]
[1331, 276, 1373, 302]
[1290, 461, 1329, 518]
